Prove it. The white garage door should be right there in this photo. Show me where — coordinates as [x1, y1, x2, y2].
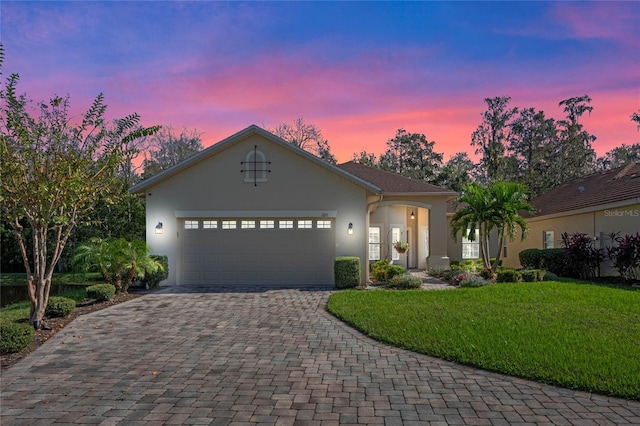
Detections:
[180, 218, 335, 286]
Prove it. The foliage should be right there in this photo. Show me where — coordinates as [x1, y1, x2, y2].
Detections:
[451, 181, 533, 271]
[605, 232, 640, 282]
[378, 129, 443, 183]
[433, 152, 476, 192]
[393, 240, 409, 251]
[271, 117, 336, 164]
[561, 232, 603, 280]
[0, 322, 34, 354]
[519, 248, 541, 269]
[386, 274, 422, 289]
[479, 268, 496, 281]
[451, 272, 476, 286]
[597, 143, 640, 171]
[45, 296, 76, 318]
[86, 284, 116, 301]
[72, 238, 162, 293]
[543, 271, 559, 281]
[0, 56, 159, 326]
[334, 256, 361, 289]
[521, 269, 545, 282]
[459, 276, 490, 288]
[141, 255, 169, 288]
[370, 259, 405, 282]
[496, 269, 522, 283]
[141, 125, 203, 179]
[327, 282, 640, 399]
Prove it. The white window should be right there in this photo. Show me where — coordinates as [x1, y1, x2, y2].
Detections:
[369, 227, 381, 261]
[203, 220, 217, 229]
[221, 220, 236, 230]
[316, 220, 331, 229]
[391, 227, 401, 261]
[243, 148, 269, 184]
[298, 220, 313, 229]
[462, 228, 480, 259]
[543, 231, 554, 249]
[241, 220, 256, 229]
[184, 220, 199, 229]
[279, 220, 294, 229]
[260, 220, 275, 229]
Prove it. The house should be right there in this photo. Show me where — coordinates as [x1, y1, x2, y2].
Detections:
[129, 125, 457, 287]
[503, 162, 640, 272]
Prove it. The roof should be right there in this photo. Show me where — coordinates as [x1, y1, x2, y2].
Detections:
[529, 162, 640, 218]
[337, 161, 457, 195]
[130, 125, 381, 195]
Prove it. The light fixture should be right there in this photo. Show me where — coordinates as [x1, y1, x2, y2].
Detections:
[155, 222, 163, 234]
[348, 222, 353, 235]
[410, 211, 415, 220]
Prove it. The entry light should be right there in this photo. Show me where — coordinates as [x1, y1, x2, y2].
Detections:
[348, 222, 353, 235]
[410, 211, 415, 220]
[155, 222, 164, 234]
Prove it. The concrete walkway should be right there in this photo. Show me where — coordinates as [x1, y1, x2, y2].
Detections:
[1, 286, 638, 425]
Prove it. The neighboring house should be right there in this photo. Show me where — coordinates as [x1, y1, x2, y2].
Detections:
[503, 162, 640, 272]
[129, 125, 456, 287]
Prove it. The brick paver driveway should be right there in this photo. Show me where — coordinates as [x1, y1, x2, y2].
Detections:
[2, 286, 639, 425]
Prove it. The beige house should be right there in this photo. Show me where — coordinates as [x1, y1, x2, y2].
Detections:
[503, 162, 640, 272]
[130, 125, 456, 287]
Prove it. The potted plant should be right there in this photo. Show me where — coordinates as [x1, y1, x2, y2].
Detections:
[393, 240, 409, 254]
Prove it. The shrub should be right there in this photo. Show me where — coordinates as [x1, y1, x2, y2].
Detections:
[479, 268, 496, 281]
[543, 271, 559, 281]
[520, 248, 567, 276]
[45, 296, 76, 318]
[86, 284, 116, 301]
[141, 254, 169, 288]
[0, 322, 34, 354]
[605, 232, 640, 282]
[450, 260, 462, 269]
[426, 266, 448, 277]
[496, 269, 522, 283]
[387, 274, 423, 289]
[519, 249, 541, 269]
[452, 272, 476, 286]
[370, 260, 405, 282]
[561, 232, 603, 280]
[335, 257, 361, 289]
[459, 276, 490, 288]
[386, 265, 406, 280]
[442, 269, 458, 282]
[521, 269, 545, 282]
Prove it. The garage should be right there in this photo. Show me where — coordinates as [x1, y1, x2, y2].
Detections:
[179, 217, 335, 286]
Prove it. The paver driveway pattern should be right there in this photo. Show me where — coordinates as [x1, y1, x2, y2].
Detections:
[1, 286, 639, 425]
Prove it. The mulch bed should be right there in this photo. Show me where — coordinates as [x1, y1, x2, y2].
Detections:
[1, 292, 144, 370]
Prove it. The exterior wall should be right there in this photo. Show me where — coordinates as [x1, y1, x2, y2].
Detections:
[504, 203, 640, 272]
[144, 133, 369, 285]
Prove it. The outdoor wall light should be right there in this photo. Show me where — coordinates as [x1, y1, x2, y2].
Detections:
[155, 222, 164, 234]
[410, 211, 415, 220]
[348, 222, 353, 235]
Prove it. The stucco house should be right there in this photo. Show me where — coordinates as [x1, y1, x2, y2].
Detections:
[129, 125, 457, 287]
[503, 162, 640, 272]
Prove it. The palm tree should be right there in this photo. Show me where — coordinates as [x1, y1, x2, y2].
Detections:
[451, 181, 533, 271]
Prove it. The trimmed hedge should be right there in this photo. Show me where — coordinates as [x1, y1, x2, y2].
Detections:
[45, 296, 76, 318]
[519, 248, 567, 276]
[86, 284, 116, 301]
[141, 254, 169, 288]
[0, 322, 34, 354]
[335, 256, 361, 289]
[496, 269, 522, 283]
[387, 274, 423, 289]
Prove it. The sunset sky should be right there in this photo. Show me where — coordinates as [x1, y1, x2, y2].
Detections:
[2, 1, 639, 163]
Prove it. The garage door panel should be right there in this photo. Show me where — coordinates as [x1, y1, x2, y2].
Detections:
[181, 219, 335, 286]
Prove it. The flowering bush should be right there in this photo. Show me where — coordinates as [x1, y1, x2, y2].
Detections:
[451, 272, 476, 286]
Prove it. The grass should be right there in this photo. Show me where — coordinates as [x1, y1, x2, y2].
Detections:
[327, 281, 640, 400]
[0, 289, 88, 323]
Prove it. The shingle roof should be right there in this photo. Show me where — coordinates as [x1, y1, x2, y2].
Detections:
[337, 161, 456, 195]
[529, 162, 640, 218]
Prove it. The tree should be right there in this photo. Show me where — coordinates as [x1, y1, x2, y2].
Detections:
[632, 110, 640, 130]
[142, 125, 203, 179]
[378, 129, 443, 182]
[471, 97, 518, 183]
[597, 143, 640, 170]
[0, 64, 159, 328]
[352, 150, 378, 167]
[450, 181, 533, 271]
[270, 117, 337, 164]
[434, 152, 476, 192]
[72, 238, 162, 294]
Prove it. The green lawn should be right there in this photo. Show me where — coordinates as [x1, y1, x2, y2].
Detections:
[327, 281, 640, 400]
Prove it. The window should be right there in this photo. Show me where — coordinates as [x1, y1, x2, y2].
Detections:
[241, 220, 256, 229]
[369, 227, 381, 261]
[391, 227, 401, 261]
[260, 220, 275, 229]
[279, 220, 294, 229]
[243, 148, 269, 184]
[316, 220, 331, 229]
[462, 228, 480, 259]
[184, 220, 199, 229]
[297, 220, 313, 229]
[543, 231, 554, 249]
[203, 220, 217, 229]
[221, 220, 236, 230]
